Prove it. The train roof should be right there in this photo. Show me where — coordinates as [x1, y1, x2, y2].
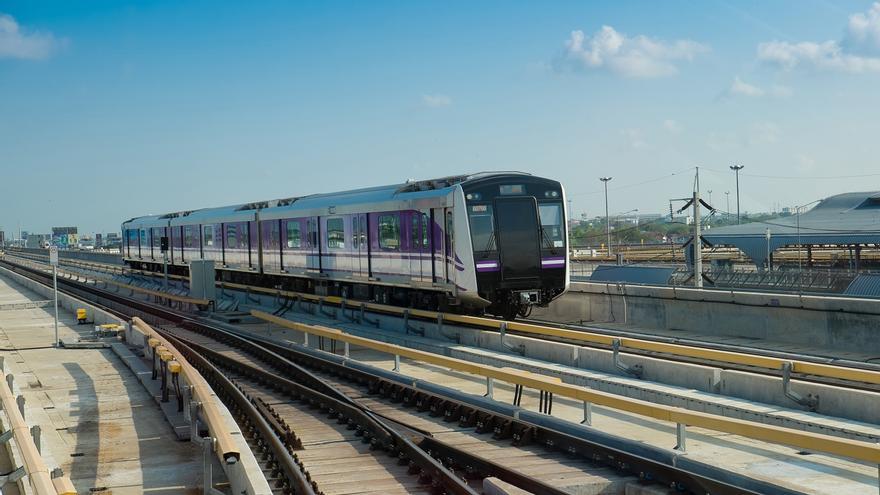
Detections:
[122, 171, 537, 227]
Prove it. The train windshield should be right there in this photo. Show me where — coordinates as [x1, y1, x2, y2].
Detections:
[469, 204, 496, 252]
[539, 203, 564, 249]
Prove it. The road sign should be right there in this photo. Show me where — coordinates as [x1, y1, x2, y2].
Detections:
[49, 245, 59, 266]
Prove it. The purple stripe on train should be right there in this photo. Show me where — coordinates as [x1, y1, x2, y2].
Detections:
[541, 256, 565, 268]
[476, 261, 500, 272]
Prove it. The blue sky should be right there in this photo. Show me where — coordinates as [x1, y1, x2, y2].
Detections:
[3, 1, 880, 234]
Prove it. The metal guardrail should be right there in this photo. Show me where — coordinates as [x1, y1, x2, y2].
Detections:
[252, 310, 880, 467]
[216, 281, 880, 387]
[0, 369, 76, 494]
[130, 318, 240, 461]
[5, 256, 208, 307]
[9, 255, 879, 385]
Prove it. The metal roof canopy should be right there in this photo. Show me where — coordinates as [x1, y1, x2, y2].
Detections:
[700, 191, 880, 268]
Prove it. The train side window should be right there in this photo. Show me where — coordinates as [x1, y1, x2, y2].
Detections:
[184, 226, 193, 248]
[327, 218, 344, 249]
[307, 219, 318, 247]
[140, 229, 147, 246]
[226, 224, 238, 249]
[445, 211, 454, 255]
[422, 213, 429, 248]
[378, 214, 399, 250]
[204, 226, 214, 247]
[286, 221, 301, 248]
[352, 217, 359, 249]
[411, 215, 421, 249]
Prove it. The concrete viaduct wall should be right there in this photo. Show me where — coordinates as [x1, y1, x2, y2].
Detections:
[532, 281, 880, 355]
[9, 247, 124, 265]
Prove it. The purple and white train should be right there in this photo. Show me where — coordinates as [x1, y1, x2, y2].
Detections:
[121, 172, 569, 318]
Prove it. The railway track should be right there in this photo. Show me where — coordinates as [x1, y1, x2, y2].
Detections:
[5, 251, 879, 394]
[0, 253, 797, 494]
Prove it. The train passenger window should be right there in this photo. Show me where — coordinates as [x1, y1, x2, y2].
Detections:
[352, 217, 359, 249]
[422, 213, 429, 248]
[184, 226, 194, 248]
[445, 212, 454, 255]
[468, 205, 495, 251]
[240, 223, 249, 249]
[327, 218, 344, 249]
[538, 203, 564, 248]
[140, 230, 147, 246]
[307, 219, 318, 247]
[378, 214, 399, 250]
[204, 226, 214, 247]
[286, 221, 301, 248]
[226, 224, 238, 249]
[411, 215, 421, 249]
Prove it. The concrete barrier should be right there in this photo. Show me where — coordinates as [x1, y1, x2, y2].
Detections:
[0, 265, 120, 327]
[532, 281, 880, 354]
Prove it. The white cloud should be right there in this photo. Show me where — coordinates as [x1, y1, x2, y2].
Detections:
[422, 94, 452, 108]
[0, 13, 59, 60]
[662, 119, 682, 133]
[556, 25, 708, 78]
[620, 128, 647, 149]
[729, 76, 764, 97]
[725, 77, 791, 98]
[847, 2, 880, 53]
[757, 40, 880, 72]
[757, 3, 880, 73]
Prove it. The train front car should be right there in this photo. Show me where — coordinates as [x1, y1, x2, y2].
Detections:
[462, 174, 569, 319]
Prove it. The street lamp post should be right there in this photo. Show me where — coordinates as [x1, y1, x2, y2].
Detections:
[600, 177, 613, 257]
[765, 228, 772, 271]
[730, 165, 744, 224]
[615, 209, 639, 253]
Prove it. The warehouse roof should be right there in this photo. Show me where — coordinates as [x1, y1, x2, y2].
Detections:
[702, 191, 880, 267]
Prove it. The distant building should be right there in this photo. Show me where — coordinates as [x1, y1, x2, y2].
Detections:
[26, 234, 50, 248]
[52, 226, 79, 248]
[0, 231, 4, 246]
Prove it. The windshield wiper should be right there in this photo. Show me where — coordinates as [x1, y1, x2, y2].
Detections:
[480, 230, 496, 259]
[541, 226, 558, 255]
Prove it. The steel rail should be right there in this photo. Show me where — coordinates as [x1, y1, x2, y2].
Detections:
[0, 257, 782, 494]
[156, 329, 316, 495]
[130, 318, 241, 461]
[253, 310, 880, 466]
[9, 252, 878, 386]
[166, 330, 478, 495]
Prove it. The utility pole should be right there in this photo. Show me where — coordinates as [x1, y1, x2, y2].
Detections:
[725, 191, 730, 222]
[600, 177, 613, 257]
[693, 168, 703, 288]
[730, 164, 744, 224]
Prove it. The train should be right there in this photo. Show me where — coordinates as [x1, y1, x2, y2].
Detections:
[121, 172, 569, 319]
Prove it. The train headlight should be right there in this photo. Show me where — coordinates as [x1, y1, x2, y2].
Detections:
[545, 191, 559, 198]
[466, 193, 482, 201]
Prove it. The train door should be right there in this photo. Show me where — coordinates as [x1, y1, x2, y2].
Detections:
[306, 217, 320, 273]
[494, 196, 541, 280]
[431, 208, 444, 283]
[409, 212, 423, 281]
[444, 208, 455, 285]
[353, 214, 368, 277]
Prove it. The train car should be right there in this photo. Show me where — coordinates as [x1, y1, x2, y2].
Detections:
[122, 172, 569, 318]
